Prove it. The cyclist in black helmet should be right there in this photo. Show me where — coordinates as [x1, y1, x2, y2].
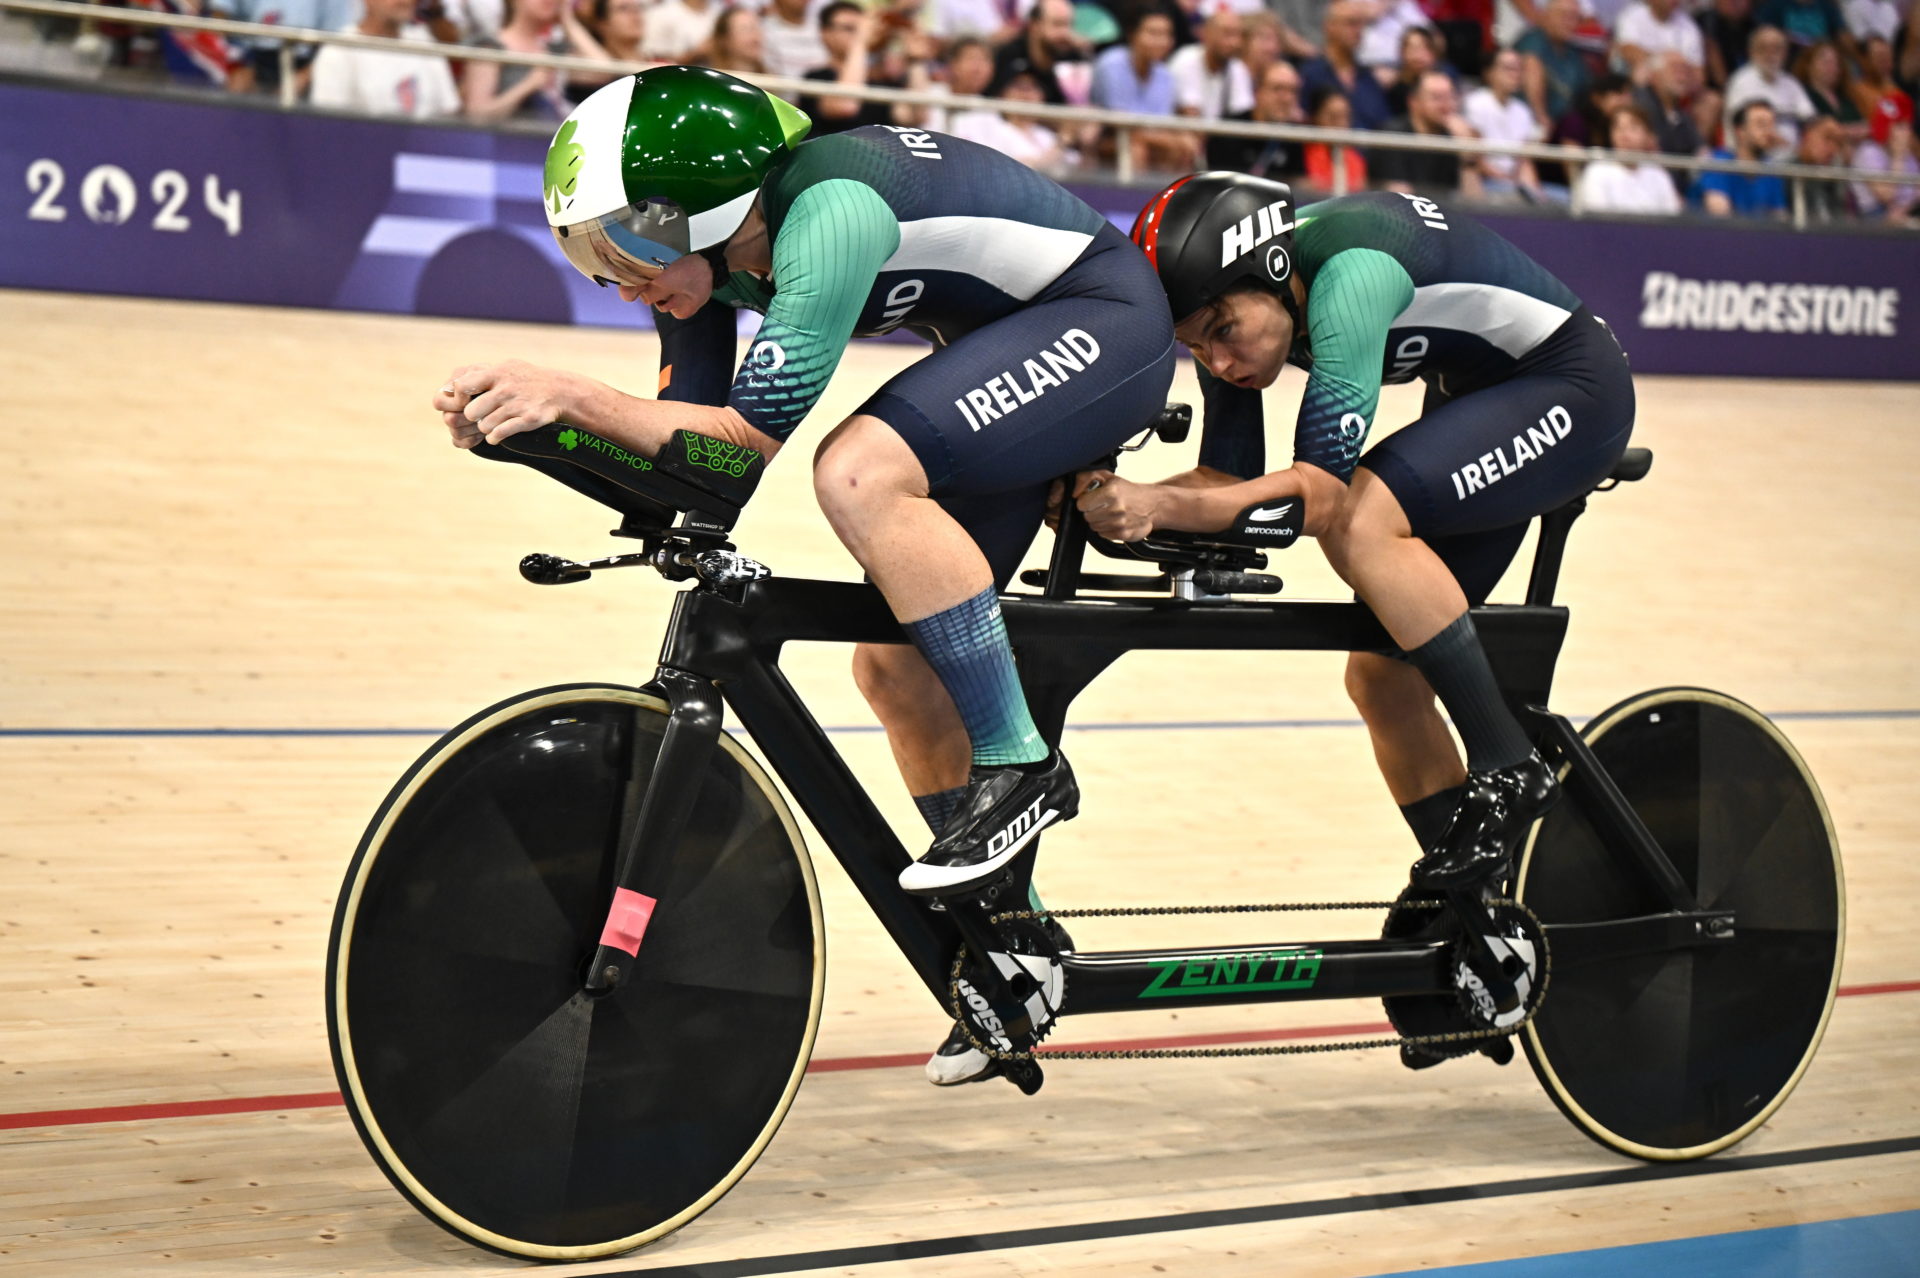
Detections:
[1085, 172, 1634, 902]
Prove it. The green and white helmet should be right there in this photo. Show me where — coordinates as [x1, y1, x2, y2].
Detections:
[542, 65, 811, 286]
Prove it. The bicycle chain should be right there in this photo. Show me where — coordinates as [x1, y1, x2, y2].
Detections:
[944, 899, 1551, 1064]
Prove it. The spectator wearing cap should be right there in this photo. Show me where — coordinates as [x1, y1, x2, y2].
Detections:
[760, 0, 829, 78]
[1170, 8, 1255, 121]
[1699, 0, 1754, 91]
[1793, 114, 1854, 220]
[1209, 59, 1309, 177]
[801, 3, 903, 133]
[1724, 25, 1814, 146]
[645, 0, 719, 62]
[949, 63, 1078, 170]
[309, 0, 460, 116]
[1574, 102, 1683, 210]
[1303, 86, 1371, 189]
[1465, 47, 1555, 199]
[1612, 0, 1704, 83]
[1852, 94, 1919, 221]
[1695, 98, 1789, 214]
[1301, 0, 1395, 130]
[1517, 0, 1593, 127]
[993, 0, 1089, 107]
[1093, 3, 1199, 170]
[1371, 69, 1484, 194]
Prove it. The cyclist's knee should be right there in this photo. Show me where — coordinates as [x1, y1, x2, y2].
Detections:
[812, 415, 927, 518]
[1345, 650, 1435, 723]
[1321, 471, 1413, 573]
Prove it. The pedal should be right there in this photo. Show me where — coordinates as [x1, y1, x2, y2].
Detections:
[1480, 1036, 1515, 1067]
[1001, 1057, 1045, 1095]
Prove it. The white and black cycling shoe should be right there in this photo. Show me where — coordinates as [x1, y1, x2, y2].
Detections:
[898, 753, 1079, 898]
[926, 1022, 1000, 1086]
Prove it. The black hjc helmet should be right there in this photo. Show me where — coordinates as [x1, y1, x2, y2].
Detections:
[1131, 171, 1301, 328]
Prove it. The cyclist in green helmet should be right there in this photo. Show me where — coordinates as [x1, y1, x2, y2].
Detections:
[432, 67, 1179, 1087]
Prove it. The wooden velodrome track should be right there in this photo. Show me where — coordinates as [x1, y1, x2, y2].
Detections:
[2, 288, 1917, 1276]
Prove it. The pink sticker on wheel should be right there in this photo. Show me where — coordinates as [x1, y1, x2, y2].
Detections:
[600, 888, 659, 957]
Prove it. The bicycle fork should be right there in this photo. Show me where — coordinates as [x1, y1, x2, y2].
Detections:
[583, 668, 725, 995]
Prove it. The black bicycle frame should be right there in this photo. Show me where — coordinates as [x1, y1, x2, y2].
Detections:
[579, 529, 1714, 1020]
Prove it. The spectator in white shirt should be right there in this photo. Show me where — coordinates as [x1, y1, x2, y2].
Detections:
[924, 0, 1025, 44]
[1841, 0, 1899, 44]
[950, 66, 1077, 171]
[645, 0, 720, 62]
[759, 0, 828, 78]
[1464, 48, 1558, 199]
[1169, 8, 1254, 120]
[1723, 24, 1814, 147]
[1358, 0, 1433, 70]
[1574, 101, 1683, 210]
[1613, 0, 1705, 81]
[310, 0, 461, 115]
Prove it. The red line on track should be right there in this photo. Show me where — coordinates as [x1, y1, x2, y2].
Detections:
[5, 981, 1916, 1133]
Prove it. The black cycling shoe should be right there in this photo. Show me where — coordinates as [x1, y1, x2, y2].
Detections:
[898, 753, 1079, 898]
[1398, 1036, 1515, 1072]
[1410, 753, 1559, 891]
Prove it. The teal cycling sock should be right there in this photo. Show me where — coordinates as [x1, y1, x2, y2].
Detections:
[1405, 614, 1534, 773]
[902, 587, 1049, 768]
[911, 786, 965, 834]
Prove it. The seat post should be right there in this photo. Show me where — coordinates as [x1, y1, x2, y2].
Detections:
[1044, 493, 1088, 600]
[1525, 496, 1587, 607]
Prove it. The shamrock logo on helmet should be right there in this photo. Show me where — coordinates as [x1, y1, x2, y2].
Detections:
[544, 120, 586, 218]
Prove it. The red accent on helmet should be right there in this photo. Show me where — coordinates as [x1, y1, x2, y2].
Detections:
[1130, 174, 1194, 271]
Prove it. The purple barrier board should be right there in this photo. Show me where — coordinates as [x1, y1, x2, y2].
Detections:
[4, 78, 1914, 379]
[1, 78, 653, 330]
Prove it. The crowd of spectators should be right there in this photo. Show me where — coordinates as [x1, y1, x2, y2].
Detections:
[22, 0, 1920, 223]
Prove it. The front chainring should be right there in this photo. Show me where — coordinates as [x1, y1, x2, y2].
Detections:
[947, 912, 1067, 1059]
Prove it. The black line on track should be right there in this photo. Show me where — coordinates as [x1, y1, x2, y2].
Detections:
[614, 1134, 1920, 1276]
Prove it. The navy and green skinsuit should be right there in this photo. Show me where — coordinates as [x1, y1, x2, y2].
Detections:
[1199, 190, 1635, 601]
[656, 124, 1178, 585]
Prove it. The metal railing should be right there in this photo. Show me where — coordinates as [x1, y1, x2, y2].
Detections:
[6, 0, 1916, 232]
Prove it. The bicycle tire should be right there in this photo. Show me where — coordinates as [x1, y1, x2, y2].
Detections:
[326, 684, 823, 1260]
[1517, 687, 1844, 1161]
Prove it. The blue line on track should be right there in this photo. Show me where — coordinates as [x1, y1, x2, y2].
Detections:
[1371, 1208, 1920, 1278]
[3, 708, 1919, 739]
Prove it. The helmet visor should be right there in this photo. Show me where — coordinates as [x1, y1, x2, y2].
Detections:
[553, 199, 693, 285]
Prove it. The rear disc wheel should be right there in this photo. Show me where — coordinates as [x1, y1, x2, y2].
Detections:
[1517, 687, 1843, 1161]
